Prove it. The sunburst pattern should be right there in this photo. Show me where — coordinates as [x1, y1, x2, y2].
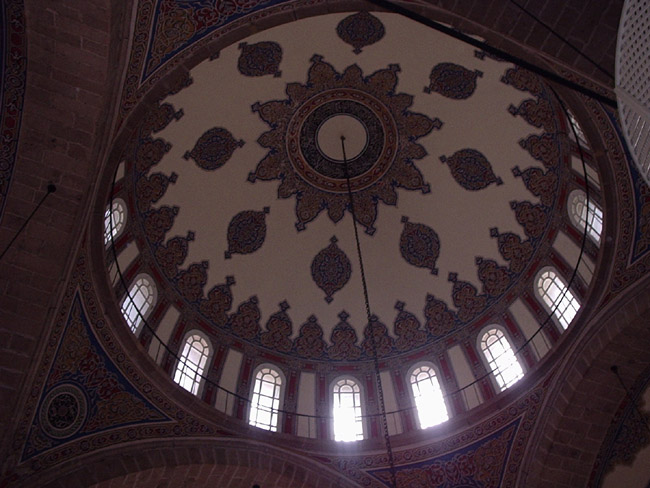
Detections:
[249, 55, 441, 234]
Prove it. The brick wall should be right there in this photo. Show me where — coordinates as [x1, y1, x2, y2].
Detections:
[0, 0, 131, 465]
[521, 276, 650, 487]
[24, 440, 358, 488]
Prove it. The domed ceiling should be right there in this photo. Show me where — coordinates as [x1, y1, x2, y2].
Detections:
[120, 11, 572, 365]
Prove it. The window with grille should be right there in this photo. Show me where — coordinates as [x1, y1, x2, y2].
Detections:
[104, 199, 127, 245]
[332, 377, 363, 442]
[173, 332, 211, 395]
[120, 274, 156, 334]
[249, 365, 283, 432]
[536, 268, 580, 329]
[409, 364, 449, 428]
[479, 328, 524, 391]
[567, 189, 603, 244]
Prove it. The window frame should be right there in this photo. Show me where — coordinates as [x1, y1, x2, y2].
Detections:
[173, 330, 213, 397]
[567, 189, 603, 245]
[248, 363, 285, 433]
[104, 198, 127, 246]
[534, 266, 581, 330]
[477, 326, 525, 392]
[331, 375, 365, 442]
[120, 273, 157, 335]
[407, 362, 449, 429]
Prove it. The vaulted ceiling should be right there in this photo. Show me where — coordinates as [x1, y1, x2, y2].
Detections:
[1, 1, 649, 487]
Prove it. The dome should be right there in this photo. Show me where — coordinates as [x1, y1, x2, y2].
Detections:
[105, 6, 602, 436]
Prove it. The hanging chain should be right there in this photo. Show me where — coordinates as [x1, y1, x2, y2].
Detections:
[341, 136, 397, 488]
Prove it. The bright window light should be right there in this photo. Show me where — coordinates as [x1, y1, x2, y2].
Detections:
[333, 378, 363, 442]
[249, 366, 282, 432]
[480, 328, 524, 391]
[409, 364, 448, 428]
[174, 333, 210, 395]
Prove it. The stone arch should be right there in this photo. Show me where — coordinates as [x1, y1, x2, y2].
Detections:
[520, 276, 650, 487]
[22, 437, 361, 488]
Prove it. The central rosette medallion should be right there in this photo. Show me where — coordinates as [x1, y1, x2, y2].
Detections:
[289, 92, 395, 191]
[250, 55, 441, 234]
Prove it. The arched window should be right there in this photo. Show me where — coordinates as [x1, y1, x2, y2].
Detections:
[409, 363, 448, 428]
[120, 274, 156, 334]
[332, 377, 363, 442]
[566, 110, 589, 147]
[567, 189, 603, 244]
[536, 267, 580, 329]
[479, 328, 524, 391]
[104, 198, 127, 245]
[249, 365, 283, 432]
[174, 331, 211, 395]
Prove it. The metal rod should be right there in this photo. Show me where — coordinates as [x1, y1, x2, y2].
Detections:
[341, 135, 398, 488]
[0, 184, 56, 261]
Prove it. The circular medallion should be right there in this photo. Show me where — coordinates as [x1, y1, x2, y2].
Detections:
[40, 384, 87, 439]
[286, 89, 398, 193]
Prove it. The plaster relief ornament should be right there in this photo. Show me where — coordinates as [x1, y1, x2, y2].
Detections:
[249, 55, 441, 235]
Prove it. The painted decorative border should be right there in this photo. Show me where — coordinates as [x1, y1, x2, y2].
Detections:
[0, 0, 27, 222]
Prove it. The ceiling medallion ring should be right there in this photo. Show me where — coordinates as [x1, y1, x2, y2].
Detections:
[286, 88, 398, 193]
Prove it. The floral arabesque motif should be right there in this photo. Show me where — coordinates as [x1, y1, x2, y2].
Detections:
[237, 41, 282, 77]
[260, 301, 293, 353]
[311, 236, 352, 304]
[143, 205, 179, 245]
[175, 261, 208, 303]
[361, 317, 395, 358]
[394, 302, 426, 352]
[519, 133, 560, 168]
[441, 149, 503, 191]
[184, 127, 244, 171]
[155, 231, 194, 278]
[424, 62, 483, 100]
[136, 172, 178, 213]
[424, 294, 457, 338]
[229, 296, 261, 340]
[399, 216, 440, 274]
[225, 207, 269, 259]
[327, 311, 362, 361]
[510, 201, 548, 239]
[250, 55, 440, 234]
[336, 11, 385, 54]
[199, 276, 234, 326]
[512, 166, 558, 207]
[294, 315, 326, 359]
[491, 228, 534, 274]
[449, 273, 487, 322]
[476, 257, 512, 297]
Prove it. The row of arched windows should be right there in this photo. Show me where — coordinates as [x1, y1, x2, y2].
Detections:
[113, 266, 581, 440]
[105, 138, 599, 439]
[165, 326, 528, 440]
